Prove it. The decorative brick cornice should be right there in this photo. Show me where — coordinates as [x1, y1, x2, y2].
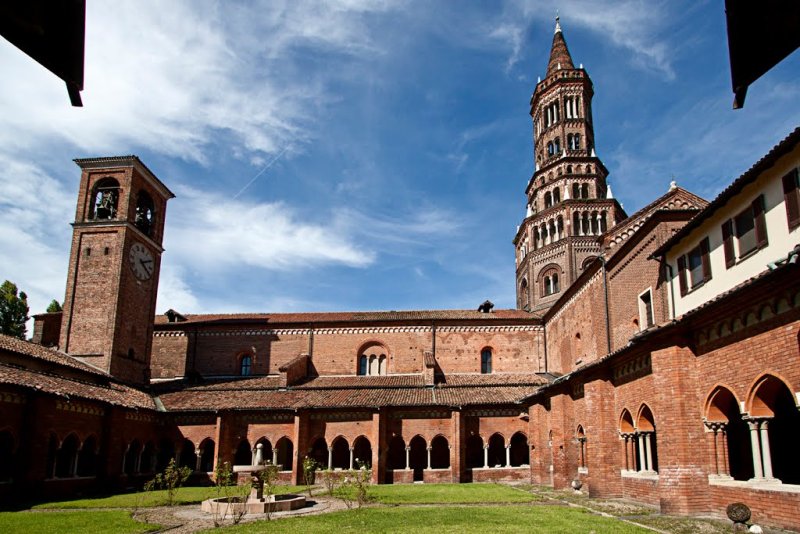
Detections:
[125, 411, 157, 423]
[390, 409, 451, 419]
[309, 411, 373, 421]
[437, 325, 541, 333]
[465, 408, 520, 417]
[56, 400, 105, 416]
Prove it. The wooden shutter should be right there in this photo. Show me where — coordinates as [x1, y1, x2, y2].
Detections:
[677, 255, 688, 296]
[722, 220, 735, 268]
[783, 168, 800, 230]
[752, 195, 768, 248]
[700, 237, 712, 282]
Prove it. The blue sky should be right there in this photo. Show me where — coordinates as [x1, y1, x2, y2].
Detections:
[1, 0, 799, 324]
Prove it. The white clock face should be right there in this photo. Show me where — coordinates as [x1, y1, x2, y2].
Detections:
[128, 242, 155, 281]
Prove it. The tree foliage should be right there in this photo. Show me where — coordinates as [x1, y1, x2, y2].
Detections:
[0, 280, 29, 339]
[46, 299, 63, 313]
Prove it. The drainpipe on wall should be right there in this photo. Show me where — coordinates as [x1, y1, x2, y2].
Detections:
[600, 254, 612, 354]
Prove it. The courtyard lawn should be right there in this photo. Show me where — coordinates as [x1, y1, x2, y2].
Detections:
[223, 504, 649, 533]
[0, 510, 159, 534]
[31, 485, 306, 509]
[338, 482, 542, 504]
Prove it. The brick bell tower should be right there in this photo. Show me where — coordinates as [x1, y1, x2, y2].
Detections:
[59, 156, 174, 385]
[514, 17, 625, 312]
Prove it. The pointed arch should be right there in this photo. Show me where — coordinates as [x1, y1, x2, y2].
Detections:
[274, 437, 293, 471]
[509, 432, 529, 467]
[636, 404, 656, 432]
[352, 435, 372, 468]
[619, 409, 634, 433]
[387, 435, 406, 470]
[487, 433, 506, 467]
[466, 434, 484, 469]
[430, 435, 450, 469]
[234, 439, 252, 466]
[746, 373, 798, 417]
[331, 436, 350, 469]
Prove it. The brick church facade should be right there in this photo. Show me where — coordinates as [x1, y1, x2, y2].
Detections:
[2, 19, 800, 531]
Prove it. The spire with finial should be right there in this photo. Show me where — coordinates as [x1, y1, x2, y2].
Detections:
[546, 15, 575, 76]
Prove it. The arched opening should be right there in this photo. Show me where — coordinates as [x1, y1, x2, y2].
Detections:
[387, 436, 406, 470]
[581, 183, 589, 198]
[309, 437, 328, 469]
[141, 441, 156, 473]
[748, 375, 800, 483]
[358, 343, 388, 376]
[124, 439, 142, 476]
[520, 278, 530, 310]
[705, 386, 752, 480]
[331, 437, 350, 470]
[234, 439, 252, 466]
[576, 426, 587, 470]
[156, 438, 175, 471]
[487, 433, 506, 467]
[89, 178, 120, 220]
[56, 434, 80, 478]
[509, 432, 529, 467]
[481, 348, 492, 374]
[636, 405, 658, 472]
[46, 434, 58, 479]
[544, 191, 552, 208]
[0, 430, 15, 481]
[240, 354, 252, 376]
[466, 435, 484, 468]
[177, 439, 196, 470]
[573, 212, 580, 235]
[600, 211, 608, 232]
[553, 187, 561, 204]
[619, 410, 635, 471]
[274, 437, 293, 471]
[352, 436, 372, 469]
[199, 439, 215, 472]
[409, 436, 427, 481]
[572, 183, 580, 198]
[134, 190, 155, 236]
[552, 273, 560, 293]
[253, 438, 273, 465]
[77, 435, 98, 477]
[430, 435, 450, 469]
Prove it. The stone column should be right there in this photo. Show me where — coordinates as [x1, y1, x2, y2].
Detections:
[505, 445, 511, 468]
[747, 420, 764, 479]
[272, 448, 278, 467]
[426, 446, 431, 470]
[720, 429, 730, 476]
[349, 447, 354, 470]
[483, 444, 489, 468]
[636, 433, 646, 471]
[405, 446, 410, 470]
[758, 420, 774, 480]
[327, 447, 333, 470]
[195, 449, 202, 473]
[621, 434, 629, 471]
[644, 433, 654, 472]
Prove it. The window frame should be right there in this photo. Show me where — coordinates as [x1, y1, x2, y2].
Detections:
[783, 167, 800, 231]
[480, 348, 492, 374]
[721, 194, 769, 268]
[638, 288, 655, 330]
[240, 354, 253, 376]
[677, 237, 711, 296]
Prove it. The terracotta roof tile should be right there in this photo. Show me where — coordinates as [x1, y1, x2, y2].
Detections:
[0, 363, 155, 409]
[154, 372, 546, 412]
[154, 309, 536, 326]
[0, 334, 107, 377]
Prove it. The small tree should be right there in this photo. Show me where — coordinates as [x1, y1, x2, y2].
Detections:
[0, 281, 29, 339]
[320, 468, 342, 496]
[302, 456, 318, 496]
[340, 460, 372, 510]
[259, 463, 280, 521]
[144, 458, 192, 506]
[46, 299, 62, 313]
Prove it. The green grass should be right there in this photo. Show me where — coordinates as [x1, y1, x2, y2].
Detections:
[0, 510, 159, 534]
[31, 485, 306, 509]
[223, 505, 650, 533]
[336, 483, 542, 504]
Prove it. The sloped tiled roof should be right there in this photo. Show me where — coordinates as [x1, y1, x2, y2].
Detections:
[0, 334, 107, 377]
[154, 309, 536, 326]
[0, 363, 156, 409]
[154, 372, 548, 412]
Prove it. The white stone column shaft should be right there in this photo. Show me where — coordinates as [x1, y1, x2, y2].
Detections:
[637, 434, 646, 471]
[483, 445, 489, 468]
[505, 445, 511, 467]
[748, 421, 764, 479]
[759, 420, 774, 479]
[349, 447, 355, 470]
[405, 446, 410, 470]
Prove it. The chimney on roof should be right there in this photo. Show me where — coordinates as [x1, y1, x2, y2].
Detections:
[164, 309, 186, 323]
[478, 300, 495, 313]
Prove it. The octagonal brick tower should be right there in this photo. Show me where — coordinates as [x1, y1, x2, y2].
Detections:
[514, 17, 625, 312]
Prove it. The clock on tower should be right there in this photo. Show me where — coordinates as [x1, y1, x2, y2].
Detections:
[59, 156, 174, 385]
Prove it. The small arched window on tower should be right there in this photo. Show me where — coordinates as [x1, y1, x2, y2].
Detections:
[553, 187, 561, 204]
[567, 134, 574, 150]
[134, 190, 156, 237]
[572, 183, 580, 199]
[554, 137, 561, 154]
[544, 191, 552, 209]
[90, 178, 120, 220]
[574, 134, 581, 150]
[481, 348, 492, 374]
[541, 266, 561, 297]
[547, 141, 554, 157]
[240, 354, 252, 376]
[581, 183, 589, 198]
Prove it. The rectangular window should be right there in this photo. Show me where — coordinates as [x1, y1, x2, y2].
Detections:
[678, 237, 711, 294]
[638, 289, 654, 330]
[783, 167, 800, 230]
[730, 194, 768, 260]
